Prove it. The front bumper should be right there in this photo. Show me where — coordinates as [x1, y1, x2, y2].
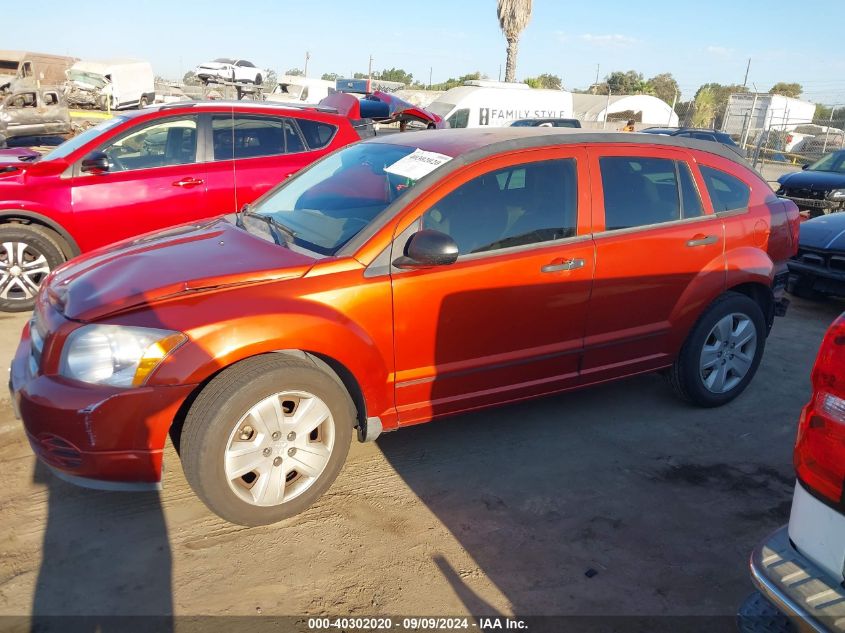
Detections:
[750, 526, 845, 632]
[788, 259, 845, 296]
[780, 196, 845, 214]
[10, 323, 196, 490]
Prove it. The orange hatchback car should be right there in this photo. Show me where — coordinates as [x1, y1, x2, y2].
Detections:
[11, 129, 800, 524]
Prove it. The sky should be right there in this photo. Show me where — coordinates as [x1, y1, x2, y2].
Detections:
[6, 0, 845, 104]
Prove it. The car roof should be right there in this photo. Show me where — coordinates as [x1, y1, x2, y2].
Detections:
[368, 127, 749, 166]
[118, 100, 340, 119]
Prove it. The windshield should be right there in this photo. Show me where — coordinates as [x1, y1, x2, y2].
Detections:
[67, 69, 107, 89]
[427, 101, 455, 118]
[807, 152, 845, 173]
[38, 116, 127, 162]
[251, 143, 432, 255]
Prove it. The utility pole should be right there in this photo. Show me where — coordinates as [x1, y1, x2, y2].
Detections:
[669, 90, 678, 125]
[743, 58, 751, 88]
[304, 51, 310, 78]
[498, 64, 502, 82]
[593, 63, 600, 94]
[368, 55, 373, 81]
[428, 67, 432, 90]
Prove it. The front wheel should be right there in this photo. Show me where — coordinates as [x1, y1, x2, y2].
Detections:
[0, 224, 67, 312]
[254, 74, 262, 85]
[669, 292, 766, 407]
[180, 354, 354, 525]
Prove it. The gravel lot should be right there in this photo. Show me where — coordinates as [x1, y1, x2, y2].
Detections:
[0, 293, 842, 624]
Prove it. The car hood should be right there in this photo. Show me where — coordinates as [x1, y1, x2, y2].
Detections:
[799, 213, 845, 251]
[46, 218, 316, 321]
[779, 170, 845, 190]
[197, 62, 228, 70]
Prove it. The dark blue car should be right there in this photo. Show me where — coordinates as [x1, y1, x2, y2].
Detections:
[788, 211, 845, 298]
[777, 150, 845, 219]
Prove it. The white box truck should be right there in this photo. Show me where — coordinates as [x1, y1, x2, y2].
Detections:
[66, 60, 155, 110]
[427, 80, 574, 129]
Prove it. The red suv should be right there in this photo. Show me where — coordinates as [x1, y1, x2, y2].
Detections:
[11, 129, 799, 525]
[0, 101, 361, 311]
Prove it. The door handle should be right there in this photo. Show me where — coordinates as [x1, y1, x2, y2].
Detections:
[172, 177, 204, 188]
[686, 234, 718, 247]
[541, 258, 585, 273]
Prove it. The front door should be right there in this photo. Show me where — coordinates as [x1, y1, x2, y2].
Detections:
[390, 150, 594, 424]
[70, 115, 206, 249]
[581, 146, 726, 381]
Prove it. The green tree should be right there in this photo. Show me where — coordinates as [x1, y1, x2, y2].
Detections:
[647, 73, 679, 104]
[691, 88, 716, 128]
[596, 70, 644, 95]
[182, 71, 201, 86]
[523, 73, 562, 90]
[378, 67, 414, 85]
[497, 0, 533, 82]
[694, 83, 749, 127]
[285, 68, 304, 77]
[430, 71, 486, 91]
[264, 69, 278, 91]
[769, 82, 802, 98]
[321, 72, 341, 81]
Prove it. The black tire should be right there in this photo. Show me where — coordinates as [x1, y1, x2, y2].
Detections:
[180, 354, 355, 526]
[255, 74, 262, 85]
[139, 95, 149, 108]
[788, 274, 825, 300]
[669, 292, 766, 407]
[0, 224, 66, 313]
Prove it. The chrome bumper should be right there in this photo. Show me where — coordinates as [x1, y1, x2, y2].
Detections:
[750, 526, 845, 632]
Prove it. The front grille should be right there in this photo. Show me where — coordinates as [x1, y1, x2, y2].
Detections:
[784, 187, 826, 200]
[793, 248, 845, 272]
[33, 434, 82, 469]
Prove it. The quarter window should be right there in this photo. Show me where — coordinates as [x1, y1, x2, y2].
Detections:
[700, 166, 750, 212]
[599, 157, 707, 230]
[296, 119, 337, 150]
[212, 115, 305, 160]
[447, 108, 469, 129]
[422, 159, 578, 255]
[99, 118, 197, 172]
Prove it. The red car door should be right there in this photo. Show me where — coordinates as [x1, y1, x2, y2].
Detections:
[390, 149, 594, 425]
[203, 113, 330, 216]
[581, 146, 726, 382]
[70, 115, 207, 249]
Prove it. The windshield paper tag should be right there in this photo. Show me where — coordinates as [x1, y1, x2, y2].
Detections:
[384, 149, 452, 181]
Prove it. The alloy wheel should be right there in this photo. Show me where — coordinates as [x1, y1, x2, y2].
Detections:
[699, 313, 758, 394]
[0, 240, 52, 301]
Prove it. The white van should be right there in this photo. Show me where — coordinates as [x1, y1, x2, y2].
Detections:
[427, 81, 574, 129]
[67, 60, 155, 110]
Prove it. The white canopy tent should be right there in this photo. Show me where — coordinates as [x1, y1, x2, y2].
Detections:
[573, 94, 679, 126]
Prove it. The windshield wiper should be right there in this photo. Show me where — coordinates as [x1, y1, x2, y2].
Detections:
[236, 204, 296, 246]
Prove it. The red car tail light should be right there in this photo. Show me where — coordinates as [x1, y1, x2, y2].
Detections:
[795, 314, 845, 507]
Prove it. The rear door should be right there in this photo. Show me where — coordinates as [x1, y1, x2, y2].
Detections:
[70, 115, 207, 247]
[390, 149, 595, 424]
[582, 146, 726, 381]
[203, 113, 339, 215]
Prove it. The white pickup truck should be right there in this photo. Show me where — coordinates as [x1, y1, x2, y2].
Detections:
[741, 312, 845, 632]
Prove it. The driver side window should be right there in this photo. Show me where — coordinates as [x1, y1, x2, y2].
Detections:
[99, 118, 198, 172]
[421, 158, 578, 255]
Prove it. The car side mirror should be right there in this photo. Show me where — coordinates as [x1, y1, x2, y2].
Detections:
[802, 163, 810, 170]
[81, 151, 110, 173]
[393, 229, 459, 269]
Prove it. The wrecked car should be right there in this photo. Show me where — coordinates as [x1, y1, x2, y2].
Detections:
[0, 87, 72, 147]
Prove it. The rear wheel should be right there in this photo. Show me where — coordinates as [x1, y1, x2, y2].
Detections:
[0, 224, 66, 312]
[669, 292, 766, 407]
[254, 74, 262, 85]
[180, 355, 354, 525]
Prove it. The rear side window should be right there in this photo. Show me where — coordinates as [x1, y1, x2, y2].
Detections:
[422, 158, 578, 255]
[600, 157, 681, 230]
[678, 162, 704, 218]
[700, 166, 750, 212]
[296, 119, 337, 150]
[212, 115, 305, 160]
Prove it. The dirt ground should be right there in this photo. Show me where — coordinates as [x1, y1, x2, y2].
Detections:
[0, 295, 842, 624]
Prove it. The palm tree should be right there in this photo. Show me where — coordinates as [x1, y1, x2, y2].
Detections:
[497, 0, 533, 83]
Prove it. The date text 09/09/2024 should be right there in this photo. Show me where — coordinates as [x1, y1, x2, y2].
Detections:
[306, 617, 528, 630]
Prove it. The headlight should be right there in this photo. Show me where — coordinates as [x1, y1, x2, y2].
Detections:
[827, 189, 845, 201]
[60, 325, 186, 387]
